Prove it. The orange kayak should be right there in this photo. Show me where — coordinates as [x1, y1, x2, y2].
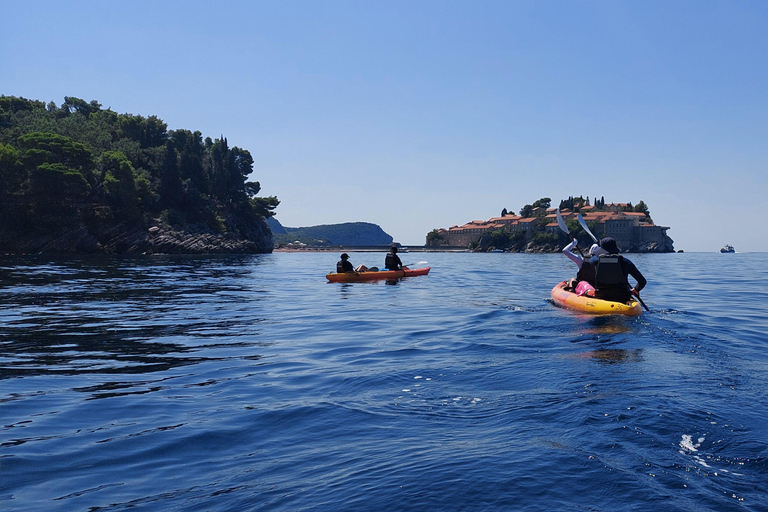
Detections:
[326, 267, 431, 283]
[551, 281, 642, 316]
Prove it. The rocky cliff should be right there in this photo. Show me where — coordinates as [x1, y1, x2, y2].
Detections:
[0, 219, 273, 255]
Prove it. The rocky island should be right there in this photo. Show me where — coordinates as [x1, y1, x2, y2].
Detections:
[427, 196, 674, 253]
[0, 96, 278, 254]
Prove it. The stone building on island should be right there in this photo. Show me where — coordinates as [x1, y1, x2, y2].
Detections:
[428, 203, 673, 252]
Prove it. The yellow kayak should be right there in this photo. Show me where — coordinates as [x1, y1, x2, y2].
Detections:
[551, 281, 642, 316]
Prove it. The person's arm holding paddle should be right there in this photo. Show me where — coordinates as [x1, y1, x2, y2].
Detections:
[625, 260, 647, 299]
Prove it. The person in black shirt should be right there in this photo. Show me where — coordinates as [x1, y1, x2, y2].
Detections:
[591, 237, 647, 303]
[336, 253, 369, 273]
[336, 253, 354, 273]
[384, 246, 403, 270]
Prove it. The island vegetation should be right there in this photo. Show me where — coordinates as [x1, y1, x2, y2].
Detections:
[270, 218, 394, 248]
[0, 95, 278, 254]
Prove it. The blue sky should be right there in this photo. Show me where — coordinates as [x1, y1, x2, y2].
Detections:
[3, 0, 767, 251]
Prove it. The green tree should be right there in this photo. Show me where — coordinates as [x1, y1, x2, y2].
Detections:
[99, 151, 140, 220]
[30, 163, 90, 219]
[62, 96, 102, 116]
[250, 195, 279, 218]
[426, 229, 444, 246]
[634, 200, 651, 222]
[0, 142, 23, 196]
[159, 141, 182, 208]
[18, 132, 95, 184]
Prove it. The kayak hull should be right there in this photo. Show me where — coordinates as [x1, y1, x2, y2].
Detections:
[551, 281, 642, 316]
[326, 267, 431, 283]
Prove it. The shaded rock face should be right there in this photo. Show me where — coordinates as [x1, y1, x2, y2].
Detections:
[525, 241, 561, 253]
[629, 234, 675, 253]
[474, 232, 675, 254]
[0, 219, 274, 255]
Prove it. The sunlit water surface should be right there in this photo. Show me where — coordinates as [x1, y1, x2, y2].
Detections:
[2, 252, 767, 511]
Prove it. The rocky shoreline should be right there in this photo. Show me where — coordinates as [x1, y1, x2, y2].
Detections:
[0, 220, 274, 255]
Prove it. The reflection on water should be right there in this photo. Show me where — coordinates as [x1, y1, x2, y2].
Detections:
[574, 348, 645, 364]
[0, 255, 269, 380]
[578, 315, 634, 335]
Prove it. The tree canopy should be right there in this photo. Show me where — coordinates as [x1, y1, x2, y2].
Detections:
[0, 95, 278, 240]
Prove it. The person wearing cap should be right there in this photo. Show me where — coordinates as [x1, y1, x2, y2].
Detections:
[384, 246, 403, 271]
[562, 239, 608, 296]
[337, 253, 354, 273]
[336, 253, 369, 273]
[591, 237, 647, 303]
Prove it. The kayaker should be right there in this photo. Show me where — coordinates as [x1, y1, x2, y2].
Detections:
[337, 253, 369, 273]
[592, 237, 647, 303]
[337, 253, 354, 273]
[384, 246, 403, 270]
[562, 239, 608, 296]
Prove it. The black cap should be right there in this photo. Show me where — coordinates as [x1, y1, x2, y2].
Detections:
[341, 253, 349, 259]
[600, 237, 619, 254]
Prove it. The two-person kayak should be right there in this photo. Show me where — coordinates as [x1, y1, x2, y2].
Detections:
[326, 267, 431, 283]
[550, 281, 642, 316]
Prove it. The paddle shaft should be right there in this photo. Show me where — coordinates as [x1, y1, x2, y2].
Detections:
[635, 292, 650, 311]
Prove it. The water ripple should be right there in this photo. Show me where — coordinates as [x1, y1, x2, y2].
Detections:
[2, 253, 768, 511]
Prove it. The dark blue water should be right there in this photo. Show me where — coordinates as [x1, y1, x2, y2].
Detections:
[2, 252, 767, 511]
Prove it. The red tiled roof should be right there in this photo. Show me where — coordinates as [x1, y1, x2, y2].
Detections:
[488, 215, 521, 222]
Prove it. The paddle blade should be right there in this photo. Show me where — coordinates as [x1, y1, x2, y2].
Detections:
[556, 208, 570, 235]
[577, 213, 598, 243]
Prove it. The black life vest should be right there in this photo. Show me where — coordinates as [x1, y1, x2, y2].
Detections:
[594, 255, 630, 302]
[576, 261, 596, 286]
[385, 253, 400, 270]
[337, 260, 353, 273]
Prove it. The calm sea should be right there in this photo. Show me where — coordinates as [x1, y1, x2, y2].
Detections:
[2, 252, 767, 511]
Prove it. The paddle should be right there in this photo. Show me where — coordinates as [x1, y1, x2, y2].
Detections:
[634, 291, 650, 311]
[577, 213, 599, 244]
[556, 208, 584, 257]
[403, 260, 428, 269]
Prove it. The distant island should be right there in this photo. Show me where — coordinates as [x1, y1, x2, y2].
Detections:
[270, 218, 394, 248]
[0, 95, 278, 254]
[427, 196, 674, 253]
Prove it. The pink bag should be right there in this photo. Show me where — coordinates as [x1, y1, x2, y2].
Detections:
[575, 281, 595, 296]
